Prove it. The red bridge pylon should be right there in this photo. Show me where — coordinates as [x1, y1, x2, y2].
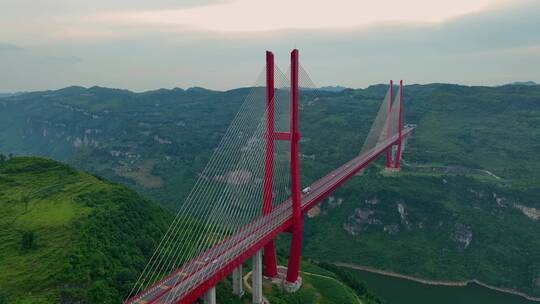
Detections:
[261, 49, 303, 289]
[385, 80, 404, 172]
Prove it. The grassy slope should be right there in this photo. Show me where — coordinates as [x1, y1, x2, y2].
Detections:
[0, 156, 379, 304]
[0, 157, 171, 303]
[216, 259, 377, 304]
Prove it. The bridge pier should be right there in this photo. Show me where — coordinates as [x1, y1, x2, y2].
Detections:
[385, 79, 404, 173]
[252, 250, 263, 304]
[232, 265, 244, 297]
[203, 286, 216, 304]
[284, 278, 302, 293]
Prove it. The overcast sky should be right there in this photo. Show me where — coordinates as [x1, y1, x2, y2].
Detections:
[0, 0, 539, 92]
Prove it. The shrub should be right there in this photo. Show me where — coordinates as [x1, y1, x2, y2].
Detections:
[21, 231, 35, 250]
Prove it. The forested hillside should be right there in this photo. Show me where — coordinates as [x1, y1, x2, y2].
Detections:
[0, 156, 382, 304]
[0, 156, 171, 303]
[1, 83, 539, 297]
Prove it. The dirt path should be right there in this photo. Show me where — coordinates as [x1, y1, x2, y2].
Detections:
[243, 268, 363, 304]
[243, 271, 270, 304]
[336, 262, 540, 302]
[300, 271, 363, 304]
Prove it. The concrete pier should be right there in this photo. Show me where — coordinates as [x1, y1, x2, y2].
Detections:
[252, 250, 263, 304]
[384, 167, 400, 174]
[283, 277, 303, 293]
[203, 286, 216, 304]
[232, 265, 244, 297]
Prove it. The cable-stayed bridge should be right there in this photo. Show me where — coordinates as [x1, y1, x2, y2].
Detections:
[125, 49, 414, 304]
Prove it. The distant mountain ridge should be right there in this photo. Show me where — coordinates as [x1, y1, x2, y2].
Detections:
[0, 92, 26, 98]
[319, 85, 349, 92]
[505, 81, 538, 86]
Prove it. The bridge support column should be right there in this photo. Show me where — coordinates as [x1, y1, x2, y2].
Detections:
[263, 50, 278, 278]
[393, 80, 404, 169]
[385, 80, 393, 169]
[285, 49, 303, 292]
[203, 286, 216, 304]
[252, 250, 263, 304]
[385, 80, 404, 173]
[232, 265, 244, 297]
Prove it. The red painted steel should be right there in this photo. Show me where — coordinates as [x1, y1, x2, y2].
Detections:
[126, 50, 414, 304]
[126, 128, 413, 304]
[394, 80, 403, 168]
[274, 132, 291, 141]
[301, 127, 413, 214]
[263, 50, 278, 278]
[177, 212, 294, 303]
[286, 49, 302, 284]
[385, 80, 393, 168]
[180, 127, 413, 304]
[177, 209, 294, 303]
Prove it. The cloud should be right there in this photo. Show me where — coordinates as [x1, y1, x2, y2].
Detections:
[42, 55, 83, 64]
[0, 43, 22, 52]
[0, 0, 538, 92]
[92, 0, 502, 33]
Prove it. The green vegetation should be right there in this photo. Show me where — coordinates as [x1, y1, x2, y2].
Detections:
[299, 172, 540, 297]
[317, 262, 382, 304]
[2, 84, 539, 208]
[0, 86, 244, 211]
[0, 156, 380, 303]
[1, 83, 540, 299]
[0, 156, 172, 303]
[216, 253, 381, 304]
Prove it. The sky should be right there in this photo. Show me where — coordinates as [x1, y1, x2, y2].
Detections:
[0, 0, 539, 92]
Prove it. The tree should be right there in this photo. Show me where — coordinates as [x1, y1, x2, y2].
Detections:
[21, 231, 35, 250]
[21, 195, 30, 211]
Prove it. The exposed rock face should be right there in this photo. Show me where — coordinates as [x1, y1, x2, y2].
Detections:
[215, 170, 252, 185]
[365, 197, 379, 205]
[397, 201, 411, 229]
[114, 159, 163, 188]
[492, 192, 509, 207]
[344, 208, 376, 235]
[73, 135, 98, 148]
[154, 135, 172, 144]
[239, 136, 261, 152]
[307, 204, 321, 218]
[384, 224, 399, 235]
[514, 204, 540, 220]
[327, 196, 343, 209]
[398, 202, 406, 220]
[300, 153, 316, 160]
[452, 223, 473, 250]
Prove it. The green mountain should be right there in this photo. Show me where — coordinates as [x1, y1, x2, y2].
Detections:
[0, 156, 381, 304]
[300, 173, 540, 298]
[505, 81, 538, 86]
[0, 156, 171, 303]
[0, 86, 243, 211]
[1, 83, 539, 298]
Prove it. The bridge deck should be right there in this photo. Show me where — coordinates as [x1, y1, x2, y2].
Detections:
[127, 127, 414, 304]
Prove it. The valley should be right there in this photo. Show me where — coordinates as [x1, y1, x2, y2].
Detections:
[1, 83, 539, 301]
